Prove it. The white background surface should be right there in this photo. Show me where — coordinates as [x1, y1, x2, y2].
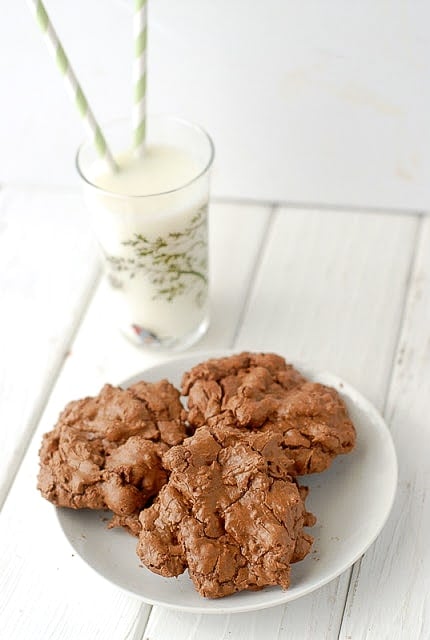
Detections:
[2, 0, 430, 209]
[1, 2, 430, 639]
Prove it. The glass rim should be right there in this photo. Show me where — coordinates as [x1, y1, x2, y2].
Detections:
[75, 114, 215, 199]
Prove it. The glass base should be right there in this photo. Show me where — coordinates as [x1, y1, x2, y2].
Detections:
[120, 314, 210, 352]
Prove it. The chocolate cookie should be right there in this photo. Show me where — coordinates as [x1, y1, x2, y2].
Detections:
[181, 352, 356, 474]
[38, 380, 186, 534]
[137, 425, 315, 598]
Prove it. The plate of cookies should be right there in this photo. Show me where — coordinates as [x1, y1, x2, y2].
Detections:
[38, 351, 397, 613]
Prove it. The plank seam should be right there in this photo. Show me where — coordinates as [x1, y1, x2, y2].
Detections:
[128, 602, 152, 640]
[336, 562, 359, 640]
[213, 195, 428, 218]
[230, 204, 277, 347]
[337, 213, 423, 639]
[3, 181, 428, 217]
[378, 214, 425, 418]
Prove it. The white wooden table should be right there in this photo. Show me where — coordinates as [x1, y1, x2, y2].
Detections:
[0, 187, 429, 639]
[2, 2, 430, 637]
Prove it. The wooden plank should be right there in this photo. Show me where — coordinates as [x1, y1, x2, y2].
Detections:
[0, 202, 271, 640]
[340, 216, 430, 640]
[141, 208, 419, 639]
[0, 186, 99, 507]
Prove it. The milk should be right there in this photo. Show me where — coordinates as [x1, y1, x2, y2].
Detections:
[84, 145, 210, 347]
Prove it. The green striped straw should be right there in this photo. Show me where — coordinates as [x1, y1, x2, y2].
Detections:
[133, 0, 148, 156]
[27, 0, 117, 172]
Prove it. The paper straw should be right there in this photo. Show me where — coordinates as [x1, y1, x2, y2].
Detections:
[133, 0, 148, 156]
[27, 0, 117, 172]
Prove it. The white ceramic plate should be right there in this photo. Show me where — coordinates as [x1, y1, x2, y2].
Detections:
[56, 351, 398, 614]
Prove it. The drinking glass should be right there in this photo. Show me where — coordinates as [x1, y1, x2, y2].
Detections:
[76, 115, 214, 350]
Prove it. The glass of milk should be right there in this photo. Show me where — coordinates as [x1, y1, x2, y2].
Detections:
[76, 115, 214, 350]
